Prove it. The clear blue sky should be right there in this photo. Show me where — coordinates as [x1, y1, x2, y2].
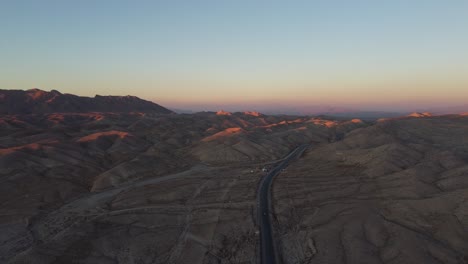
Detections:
[1, 0, 468, 110]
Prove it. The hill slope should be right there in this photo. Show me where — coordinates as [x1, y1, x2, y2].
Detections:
[273, 114, 468, 263]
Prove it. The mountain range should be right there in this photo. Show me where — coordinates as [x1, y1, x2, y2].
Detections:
[1, 89, 468, 263]
[0, 89, 173, 114]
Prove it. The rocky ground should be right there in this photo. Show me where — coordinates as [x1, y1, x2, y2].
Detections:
[5, 164, 260, 264]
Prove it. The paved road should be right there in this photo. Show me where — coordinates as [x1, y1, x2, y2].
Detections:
[257, 144, 309, 264]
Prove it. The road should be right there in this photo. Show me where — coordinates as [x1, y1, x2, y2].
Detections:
[257, 144, 309, 264]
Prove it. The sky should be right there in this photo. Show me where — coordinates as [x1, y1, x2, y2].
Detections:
[1, 0, 468, 112]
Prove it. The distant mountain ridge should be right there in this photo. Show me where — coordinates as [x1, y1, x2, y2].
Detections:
[0, 89, 173, 114]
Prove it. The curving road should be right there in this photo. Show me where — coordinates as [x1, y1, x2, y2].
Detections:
[257, 144, 309, 264]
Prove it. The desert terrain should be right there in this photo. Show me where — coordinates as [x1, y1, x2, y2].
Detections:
[1, 90, 468, 263]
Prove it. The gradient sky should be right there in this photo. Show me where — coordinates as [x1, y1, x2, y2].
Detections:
[1, 0, 468, 111]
